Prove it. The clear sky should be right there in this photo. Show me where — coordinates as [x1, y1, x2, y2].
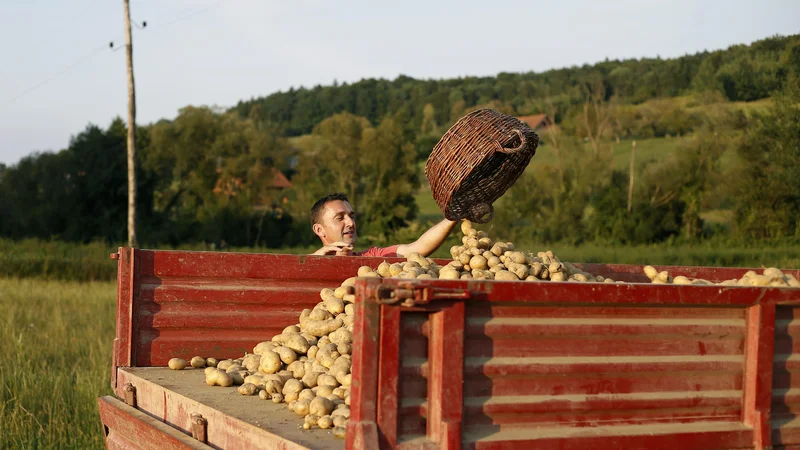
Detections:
[1, 0, 798, 166]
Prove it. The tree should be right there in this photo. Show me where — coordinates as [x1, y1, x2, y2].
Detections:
[142, 107, 290, 246]
[731, 83, 800, 239]
[291, 112, 419, 239]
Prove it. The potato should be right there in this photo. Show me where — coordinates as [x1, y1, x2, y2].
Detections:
[253, 342, 276, 356]
[210, 369, 234, 387]
[460, 220, 473, 235]
[764, 267, 784, 279]
[274, 346, 298, 365]
[168, 358, 187, 370]
[673, 276, 692, 285]
[317, 374, 339, 388]
[494, 270, 518, 281]
[300, 310, 344, 337]
[258, 390, 270, 400]
[329, 328, 352, 345]
[259, 350, 283, 374]
[333, 415, 348, 428]
[331, 407, 350, 419]
[302, 371, 322, 388]
[439, 268, 460, 280]
[320, 288, 345, 314]
[470, 255, 488, 270]
[205, 357, 218, 368]
[357, 266, 374, 277]
[643, 265, 658, 281]
[282, 334, 310, 355]
[458, 253, 472, 265]
[309, 396, 336, 417]
[237, 383, 258, 396]
[190, 356, 206, 368]
[299, 389, 316, 402]
[242, 354, 261, 372]
[550, 272, 567, 282]
[572, 273, 589, 282]
[271, 393, 284, 403]
[318, 415, 333, 429]
[377, 262, 392, 277]
[508, 252, 527, 264]
[230, 371, 245, 385]
[293, 399, 311, 416]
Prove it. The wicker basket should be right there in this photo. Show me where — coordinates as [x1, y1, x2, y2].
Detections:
[425, 109, 539, 223]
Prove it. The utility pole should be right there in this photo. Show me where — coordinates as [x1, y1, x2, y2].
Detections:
[123, 0, 137, 247]
[627, 140, 636, 214]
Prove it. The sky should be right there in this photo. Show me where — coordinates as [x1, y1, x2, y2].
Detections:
[1, 0, 798, 166]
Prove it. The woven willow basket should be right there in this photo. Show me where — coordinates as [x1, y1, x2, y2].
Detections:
[425, 109, 539, 223]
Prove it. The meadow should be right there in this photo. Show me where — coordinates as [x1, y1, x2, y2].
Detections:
[0, 278, 116, 449]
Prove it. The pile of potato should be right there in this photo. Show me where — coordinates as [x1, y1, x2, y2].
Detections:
[644, 265, 800, 287]
[165, 220, 798, 438]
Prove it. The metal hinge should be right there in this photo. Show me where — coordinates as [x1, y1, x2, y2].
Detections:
[376, 283, 471, 307]
[190, 413, 208, 443]
[123, 382, 137, 407]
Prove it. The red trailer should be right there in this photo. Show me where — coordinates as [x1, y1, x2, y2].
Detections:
[98, 247, 800, 449]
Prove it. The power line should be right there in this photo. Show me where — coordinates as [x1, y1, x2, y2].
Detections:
[3, 0, 225, 107]
[3, 46, 109, 105]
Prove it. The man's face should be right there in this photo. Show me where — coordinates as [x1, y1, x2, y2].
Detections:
[316, 200, 357, 245]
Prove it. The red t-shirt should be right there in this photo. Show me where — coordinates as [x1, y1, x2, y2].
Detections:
[352, 245, 400, 258]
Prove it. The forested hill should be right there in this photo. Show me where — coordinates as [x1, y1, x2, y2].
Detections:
[233, 34, 800, 135]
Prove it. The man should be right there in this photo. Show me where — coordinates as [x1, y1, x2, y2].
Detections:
[310, 193, 456, 257]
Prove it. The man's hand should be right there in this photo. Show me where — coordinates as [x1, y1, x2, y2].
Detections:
[312, 242, 354, 256]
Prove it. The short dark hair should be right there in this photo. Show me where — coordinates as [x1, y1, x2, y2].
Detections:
[310, 193, 350, 225]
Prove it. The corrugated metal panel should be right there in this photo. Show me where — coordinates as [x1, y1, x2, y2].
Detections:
[461, 303, 746, 439]
[398, 312, 429, 442]
[130, 250, 403, 367]
[773, 306, 800, 447]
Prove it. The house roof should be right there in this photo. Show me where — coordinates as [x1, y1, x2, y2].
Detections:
[270, 168, 292, 189]
[517, 113, 551, 130]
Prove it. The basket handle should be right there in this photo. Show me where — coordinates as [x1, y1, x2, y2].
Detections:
[467, 202, 494, 224]
[498, 129, 526, 154]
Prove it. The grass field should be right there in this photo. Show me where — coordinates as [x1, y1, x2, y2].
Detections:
[0, 278, 116, 450]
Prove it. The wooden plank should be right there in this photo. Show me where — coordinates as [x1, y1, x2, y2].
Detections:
[115, 368, 337, 450]
[377, 305, 401, 448]
[98, 395, 209, 450]
[347, 278, 382, 450]
[743, 303, 777, 450]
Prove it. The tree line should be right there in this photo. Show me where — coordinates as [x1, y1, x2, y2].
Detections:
[0, 34, 798, 248]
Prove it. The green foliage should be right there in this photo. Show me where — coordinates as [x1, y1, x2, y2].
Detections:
[0, 119, 155, 243]
[291, 113, 420, 240]
[0, 278, 116, 450]
[234, 35, 799, 137]
[731, 82, 800, 239]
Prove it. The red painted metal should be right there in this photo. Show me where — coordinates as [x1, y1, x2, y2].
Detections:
[377, 306, 401, 448]
[743, 303, 777, 449]
[111, 247, 135, 389]
[346, 279, 382, 450]
[103, 247, 800, 449]
[427, 301, 465, 450]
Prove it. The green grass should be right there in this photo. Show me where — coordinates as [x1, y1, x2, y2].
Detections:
[0, 278, 117, 450]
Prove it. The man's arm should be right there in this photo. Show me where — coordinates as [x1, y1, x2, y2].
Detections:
[396, 219, 458, 257]
[311, 242, 353, 256]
